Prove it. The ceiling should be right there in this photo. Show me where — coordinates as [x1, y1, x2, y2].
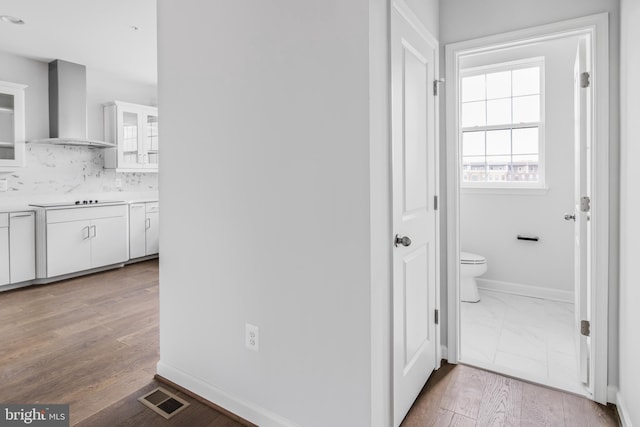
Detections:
[0, 0, 157, 85]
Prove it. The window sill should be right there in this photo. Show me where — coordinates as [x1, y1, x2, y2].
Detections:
[461, 185, 549, 195]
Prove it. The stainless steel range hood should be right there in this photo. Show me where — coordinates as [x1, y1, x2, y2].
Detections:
[28, 60, 115, 148]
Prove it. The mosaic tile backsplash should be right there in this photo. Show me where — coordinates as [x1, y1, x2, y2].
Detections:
[3, 144, 158, 195]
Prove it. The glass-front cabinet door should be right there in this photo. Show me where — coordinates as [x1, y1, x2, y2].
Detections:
[0, 81, 27, 171]
[143, 111, 158, 167]
[120, 109, 142, 168]
[103, 101, 158, 172]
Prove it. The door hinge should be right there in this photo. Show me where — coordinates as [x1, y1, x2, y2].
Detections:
[581, 320, 590, 337]
[435, 309, 439, 325]
[580, 72, 590, 88]
[434, 195, 438, 211]
[580, 196, 591, 212]
[433, 78, 445, 96]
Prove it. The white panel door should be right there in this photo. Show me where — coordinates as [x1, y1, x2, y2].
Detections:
[91, 216, 129, 268]
[0, 226, 9, 286]
[391, 5, 438, 426]
[9, 212, 36, 283]
[573, 37, 591, 386]
[47, 220, 92, 277]
[129, 203, 147, 259]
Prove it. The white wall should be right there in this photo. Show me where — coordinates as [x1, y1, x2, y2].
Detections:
[460, 37, 578, 296]
[0, 50, 158, 197]
[439, 0, 620, 387]
[618, 0, 640, 424]
[157, 1, 372, 426]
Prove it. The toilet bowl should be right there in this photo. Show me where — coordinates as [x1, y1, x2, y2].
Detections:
[460, 252, 487, 303]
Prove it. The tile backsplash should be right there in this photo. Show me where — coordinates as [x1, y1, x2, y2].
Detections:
[3, 144, 158, 196]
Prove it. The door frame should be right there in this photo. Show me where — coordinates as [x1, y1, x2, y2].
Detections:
[445, 13, 609, 404]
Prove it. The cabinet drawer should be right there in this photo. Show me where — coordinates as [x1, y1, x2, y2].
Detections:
[0, 213, 7, 228]
[46, 205, 127, 224]
[146, 202, 159, 213]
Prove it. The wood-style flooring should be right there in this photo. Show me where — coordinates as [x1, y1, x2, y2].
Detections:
[0, 259, 621, 426]
[401, 362, 620, 427]
[0, 260, 239, 426]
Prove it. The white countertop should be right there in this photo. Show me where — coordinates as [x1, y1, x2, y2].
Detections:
[0, 191, 159, 213]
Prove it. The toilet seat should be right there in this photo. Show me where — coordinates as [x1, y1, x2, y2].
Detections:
[460, 252, 486, 265]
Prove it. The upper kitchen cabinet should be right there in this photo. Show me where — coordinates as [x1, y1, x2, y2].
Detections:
[103, 101, 158, 172]
[0, 81, 27, 172]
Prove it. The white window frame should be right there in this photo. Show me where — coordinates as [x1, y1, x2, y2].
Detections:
[459, 57, 546, 190]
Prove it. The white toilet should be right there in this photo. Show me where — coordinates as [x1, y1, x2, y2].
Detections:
[460, 252, 487, 303]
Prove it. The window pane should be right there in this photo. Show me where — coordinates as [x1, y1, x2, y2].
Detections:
[486, 71, 511, 99]
[486, 98, 512, 126]
[513, 95, 540, 123]
[462, 131, 485, 156]
[510, 155, 539, 181]
[462, 156, 486, 182]
[461, 75, 485, 102]
[486, 129, 511, 155]
[461, 101, 486, 127]
[512, 127, 539, 154]
[487, 162, 510, 182]
[513, 67, 540, 96]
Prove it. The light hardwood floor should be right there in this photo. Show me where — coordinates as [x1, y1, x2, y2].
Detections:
[0, 260, 239, 426]
[0, 260, 620, 426]
[401, 362, 620, 426]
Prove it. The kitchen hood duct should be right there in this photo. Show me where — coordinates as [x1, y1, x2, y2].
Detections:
[28, 60, 115, 148]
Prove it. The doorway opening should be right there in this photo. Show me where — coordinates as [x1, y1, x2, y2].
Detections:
[445, 14, 610, 403]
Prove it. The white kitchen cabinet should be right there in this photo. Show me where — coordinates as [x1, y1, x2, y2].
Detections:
[129, 203, 146, 259]
[129, 202, 159, 260]
[46, 220, 92, 277]
[103, 101, 158, 172]
[145, 211, 159, 255]
[0, 214, 8, 286]
[41, 205, 129, 278]
[91, 216, 129, 267]
[9, 211, 36, 283]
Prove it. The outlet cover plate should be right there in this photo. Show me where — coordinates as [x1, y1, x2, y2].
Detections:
[245, 323, 259, 352]
[0, 179, 7, 192]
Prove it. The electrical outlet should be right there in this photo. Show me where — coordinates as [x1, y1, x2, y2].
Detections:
[115, 178, 122, 189]
[0, 179, 7, 192]
[245, 324, 259, 352]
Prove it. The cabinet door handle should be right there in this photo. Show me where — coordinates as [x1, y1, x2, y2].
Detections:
[90, 225, 97, 238]
[10, 213, 33, 218]
[82, 226, 90, 240]
[146, 218, 151, 230]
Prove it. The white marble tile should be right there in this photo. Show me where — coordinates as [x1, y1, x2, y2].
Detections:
[548, 351, 584, 393]
[461, 289, 581, 394]
[494, 351, 548, 378]
[461, 322, 501, 363]
[497, 322, 548, 362]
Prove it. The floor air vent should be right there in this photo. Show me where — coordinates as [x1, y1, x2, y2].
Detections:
[138, 387, 190, 419]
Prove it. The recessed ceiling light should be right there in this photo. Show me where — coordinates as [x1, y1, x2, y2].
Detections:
[0, 15, 25, 25]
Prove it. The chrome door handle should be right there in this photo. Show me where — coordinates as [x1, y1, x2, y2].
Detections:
[394, 234, 412, 247]
[564, 213, 576, 221]
[82, 226, 90, 240]
[90, 225, 97, 238]
[146, 218, 151, 230]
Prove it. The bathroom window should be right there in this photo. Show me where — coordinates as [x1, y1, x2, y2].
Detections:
[460, 58, 545, 188]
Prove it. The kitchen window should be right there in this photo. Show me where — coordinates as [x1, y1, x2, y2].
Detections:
[460, 58, 545, 188]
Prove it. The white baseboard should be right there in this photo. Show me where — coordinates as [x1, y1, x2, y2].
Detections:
[615, 389, 634, 427]
[156, 362, 300, 427]
[476, 278, 573, 303]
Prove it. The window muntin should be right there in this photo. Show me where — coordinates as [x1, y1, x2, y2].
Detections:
[460, 59, 544, 187]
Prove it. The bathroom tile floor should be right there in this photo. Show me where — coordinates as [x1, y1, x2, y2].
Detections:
[460, 289, 585, 395]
